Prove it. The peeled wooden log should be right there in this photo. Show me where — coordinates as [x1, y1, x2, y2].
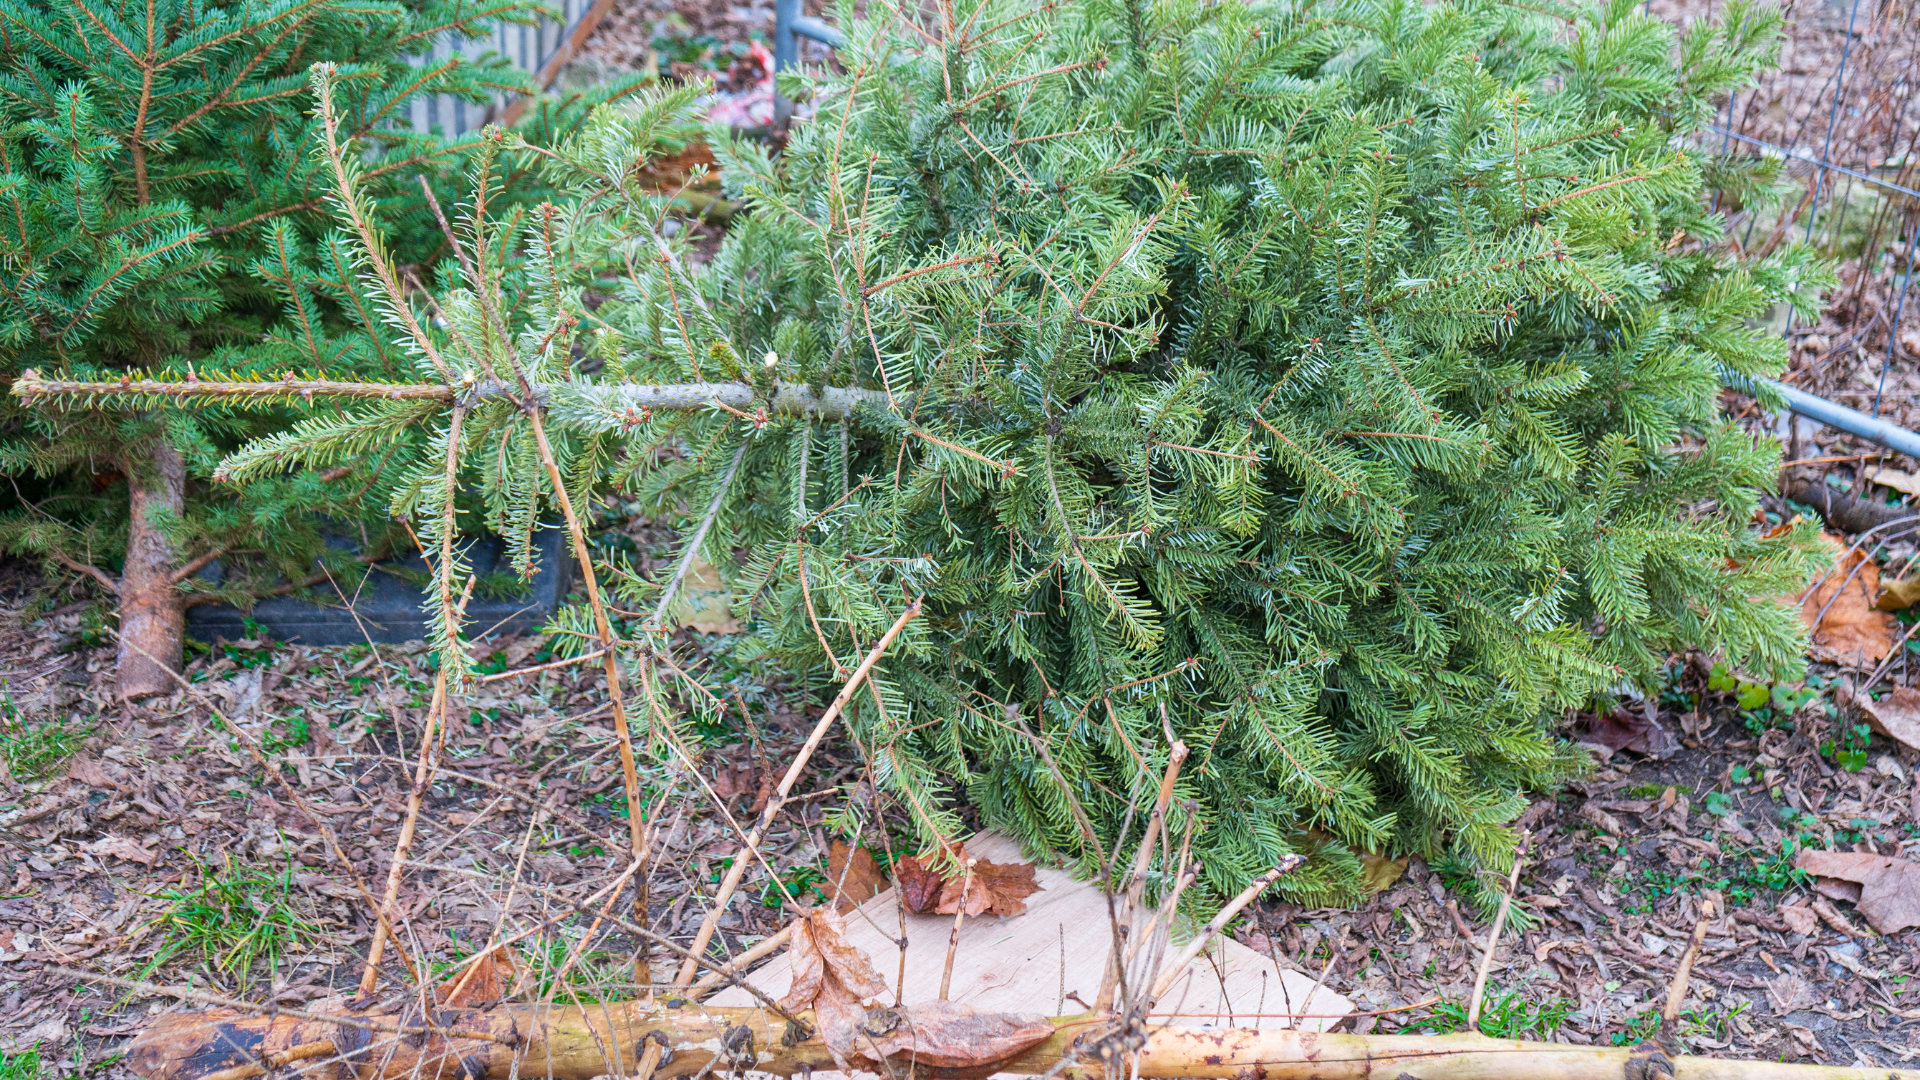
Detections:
[125, 1000, 1918, 1080]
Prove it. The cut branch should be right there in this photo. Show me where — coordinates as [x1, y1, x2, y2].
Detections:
[117, 998, 1920, 1080]
[11, 370, 899, 423]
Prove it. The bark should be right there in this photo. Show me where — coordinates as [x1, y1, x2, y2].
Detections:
[1781, 473, 1917, 535]
[117, 438, 187, 701]
[125, 1001, 1919, 1080]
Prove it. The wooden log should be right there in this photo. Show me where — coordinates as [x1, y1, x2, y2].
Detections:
[125, 1000, 1920, 1080]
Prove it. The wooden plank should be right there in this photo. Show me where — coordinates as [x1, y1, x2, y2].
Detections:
[707, 833, 1351, 1036]
[498, 0, 619, 127]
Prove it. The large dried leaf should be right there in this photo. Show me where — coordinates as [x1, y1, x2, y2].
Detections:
[826, 841, 888, 912]
[672, 557, 741, 634]
[81, 834, 156, 866]
[1579, 707, 1677, 757]
[438, 946, 516, 1007]
[1793, 849, 1920, 934]
[855, 1001, 1054, 1068]
[780, 908, 890, 1068]
[1800, 540, 1897, 663]
[1359, 853, 1408, 894]
[1846, 686, 1920, 752]
[895, 843, 1042, 917]
[895, 851, 946, 914]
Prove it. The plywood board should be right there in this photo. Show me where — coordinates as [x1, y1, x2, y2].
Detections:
[707, 833, 1350, 1034]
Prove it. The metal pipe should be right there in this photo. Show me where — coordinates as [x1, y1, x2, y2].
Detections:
[1731, 372, 1920, 461]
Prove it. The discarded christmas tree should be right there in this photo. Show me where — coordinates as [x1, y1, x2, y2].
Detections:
[0, 0, 645, 698]
[16, 0, 1829, 900]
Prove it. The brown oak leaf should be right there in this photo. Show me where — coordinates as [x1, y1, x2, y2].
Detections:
[1793, 849, 1920, 934]
[854, 1000, 1054, 1069]
[437, 945, 516, 1007]
[780, 908, 890, 1068]
[896, 843, 1041, 917]
[1799, 539, 1897, 663]
[826, 841, 888, 913]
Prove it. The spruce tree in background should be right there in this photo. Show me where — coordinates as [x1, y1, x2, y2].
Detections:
[0, 0, 643, 699]
[15, 0, 1832, 902]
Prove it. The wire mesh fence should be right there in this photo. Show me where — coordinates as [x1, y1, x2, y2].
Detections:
[1658, 0, 1920, 450]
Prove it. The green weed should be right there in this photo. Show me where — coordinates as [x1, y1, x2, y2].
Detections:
[145, 856, 316, 984]
[1820, 722, 1872, 773]
[0, 697, 91, 780]
[0, 1046, 42, 1080]
[1401, 992, 1574, 1039]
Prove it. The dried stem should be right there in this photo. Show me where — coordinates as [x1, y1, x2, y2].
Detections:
[671, 595, 925, 985]
[1149, 858, 1304, 1002]
[1465, 842, 1529, 1031]
[525, 406, 651, 987]
[938, 857, 976, 1000]
[1663, 899, 1716, 1023]
[1094, 731, 1188, 1012]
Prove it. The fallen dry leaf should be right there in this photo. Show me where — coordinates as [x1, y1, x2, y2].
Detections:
[1767, 969, 1817, 1015]
[438, 946, 516, 1006]
[1877, 575, 1920, 612]
[1844, 685, 1920, 753]
[895, 851, 948, 914]
[1580, 708, 1677, 757]
[1799, 539, 1897, 663]
[1794, 849, 1920, 934]
[895, 843, 1042, 917]
[81, 834, 157, 866]
[1862, 465, 1920, 498]
[1779, 902, 1818, 936]
[854, 1000, 1054, 1069]
[781, 907, 891, 1067]
[1359, 853, 1408, 894]
[674, 557, 741, 634]
[826, 841, 888, 913]
[711, 758, 757, 798]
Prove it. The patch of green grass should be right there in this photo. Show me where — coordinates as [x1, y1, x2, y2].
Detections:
[1608, 1002, 1749, 1046]
[0, 1046, 42, 1080]
[1400, 992, 1575, 1039]
[0, 697, 92, 780]
[145, 856, 316, 984]
[512, 936, 633, 1003]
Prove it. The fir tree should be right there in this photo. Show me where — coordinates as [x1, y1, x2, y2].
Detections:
[16, 0, 1831, 902]
[0, 0, 645, 698]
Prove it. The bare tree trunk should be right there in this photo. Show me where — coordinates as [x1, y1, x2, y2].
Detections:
[117, 438, 186, 701]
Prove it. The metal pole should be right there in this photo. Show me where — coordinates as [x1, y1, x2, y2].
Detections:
[1731, 372, 1920, 461]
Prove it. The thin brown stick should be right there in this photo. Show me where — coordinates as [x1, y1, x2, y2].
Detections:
[360, 663, 450, 996]
[1148, 859, 1302, 1002]
[938, 857, 975, 1000]
[525, 407, 652, 987]
[671, 596, 925, 986]
[1663, 899, 1716, 1023]
[684, 924, 794, 999]
[1094, 730, 1188, 1012]
[1465, 843, 1529, 1031]
[476, 648, 606, 682]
